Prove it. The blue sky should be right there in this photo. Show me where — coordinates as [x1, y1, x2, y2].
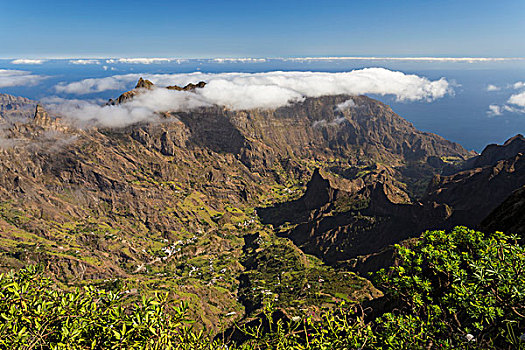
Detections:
[1, 0, 524, 58]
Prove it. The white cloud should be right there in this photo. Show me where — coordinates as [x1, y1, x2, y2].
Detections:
[508, 91, 525, 107]
[313, 116, 347, 128]
[487, 89, 525, 116]
[336, 99, 357, 110]
[486, 84, 500, 92]
[11, 59, 46, 65]
[513, 82, 525, 90]
[55, 74, 139, 94]
[69, 59, 100, 65]
[49, 68, 453, 128]
[487, 104, 503, 116]
[105, 58, 187, 64]
[0, 69, 47, 87]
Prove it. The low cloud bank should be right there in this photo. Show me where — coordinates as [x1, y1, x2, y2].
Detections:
[49, 68, 452, 127]
[0, 69, 47, 88]
[284, 57, 523, 63]
[11, 59, 46, 65]
[55, 74, 139, 94]
[336, 99, 357, 111]
[55, 69, 452, 102]
[69, 59, 100, 65]
[44, 89, 210, 128]
[105, 58, 187, 64]
[213, 58, 267, 63]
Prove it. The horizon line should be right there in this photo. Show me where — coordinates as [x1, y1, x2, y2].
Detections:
[2, 56, 525, 62]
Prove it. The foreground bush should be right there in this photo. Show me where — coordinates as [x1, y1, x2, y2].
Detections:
[1, 227, 524, 349]
[373, 226, 525, 349]
[0, 265, 218, 349]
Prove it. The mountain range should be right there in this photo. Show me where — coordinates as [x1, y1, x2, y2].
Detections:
[0, 80, 523, 329]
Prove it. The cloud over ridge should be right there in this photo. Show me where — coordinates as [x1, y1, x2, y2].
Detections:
[49, 68, 452, 127]
[55, 68, 452, 102]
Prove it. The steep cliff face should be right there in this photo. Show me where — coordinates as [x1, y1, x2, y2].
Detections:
[424, 134, 525, 227]
[228, 95, 472, 172]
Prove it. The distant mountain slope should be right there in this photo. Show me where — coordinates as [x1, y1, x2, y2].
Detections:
[463, 134, 525, 169]
[0, 85, 481, 278]
[424, 152, 525, 228]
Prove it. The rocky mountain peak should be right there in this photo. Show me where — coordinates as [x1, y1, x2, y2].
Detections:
[109, 79, 207, 105]
[135, 77, 155, 89]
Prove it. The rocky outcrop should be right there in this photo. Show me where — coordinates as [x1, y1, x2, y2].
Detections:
[259, 135, 525, 266]
[33, 104, 52, 126]
[167, 81, 206, 91]
[259, 168, 452, 264]
[135, 77, 155, 90]
[108, 78, 206, 105]
[0, 93, 37, 121]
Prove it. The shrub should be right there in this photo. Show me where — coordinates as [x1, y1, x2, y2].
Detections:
[374, 226, 525, 349]
[0, 265, 217, 349]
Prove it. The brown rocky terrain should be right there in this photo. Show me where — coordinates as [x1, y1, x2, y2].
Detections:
[258, 168, 452, 264]
[260, 134, 525, 268]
